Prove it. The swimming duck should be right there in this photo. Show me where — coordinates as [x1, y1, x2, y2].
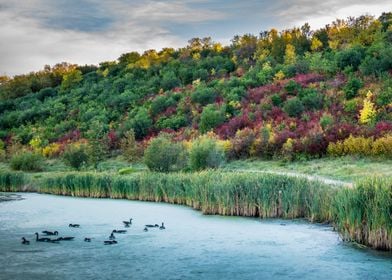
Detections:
[34, 232, 51, 242]
[104, 240, 117, 245]
[84, 238, 91, 242]
[112, 230, 127, 234]
[159, 222, 165, 230]
[69, 224, 80, 228]
[143, 227, 148, 232]
[123, 218, 132, 227]
[109, 233, 116, 240]
[21, 237, 30, 245]
[42, 230, 58, 236]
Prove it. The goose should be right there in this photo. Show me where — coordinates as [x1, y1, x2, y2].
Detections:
[112, 230, 127, 234]
[109, 233, 116, 240]
[145, 224, 159, 228]
[42, 230, 58, 236]
[143, 227, 148, 232]
[34, 233, 51, 242]
[69, 224, 80, 228]
[104, 240, 117, 245]
[159, 222, 165, 230]
[84, 238, 91, 242]
[59, 236, 75, 241]
[21, 237, 30, 245]
[123, 219, 132, 227]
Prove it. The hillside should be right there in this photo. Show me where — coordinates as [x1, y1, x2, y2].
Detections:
[0, 13, 391, 164]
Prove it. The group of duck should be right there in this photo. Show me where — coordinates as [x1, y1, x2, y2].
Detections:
[21, 219, 166, 246]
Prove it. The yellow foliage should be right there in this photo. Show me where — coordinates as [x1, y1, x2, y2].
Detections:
[284, 44, 296, 65]
[217, 139, 233, 155]
[310, 37, 323, 51]
[359, 91, 377, 125]
[327, 135, 392, 158]
[274, 70, 285, 81]
[42, 143, 61, 158]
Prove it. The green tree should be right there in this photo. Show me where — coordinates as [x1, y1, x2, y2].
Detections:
[144, 134, 187, 172]
[120, 130, 142, 162]
[189, 136, 225, 170]
[125, 108, 153, 140]
[283, 98, 304, 117]
[60, 69, 82, 91]
[199, 104, 226, 133]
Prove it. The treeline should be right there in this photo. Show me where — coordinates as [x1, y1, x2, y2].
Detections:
[0, 13, 392, 164]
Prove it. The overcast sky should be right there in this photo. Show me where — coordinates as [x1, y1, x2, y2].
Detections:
[0, 0, 391, 76]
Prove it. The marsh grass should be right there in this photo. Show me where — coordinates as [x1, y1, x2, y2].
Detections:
[0, 172, 26, 192]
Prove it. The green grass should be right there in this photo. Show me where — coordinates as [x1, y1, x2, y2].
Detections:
[223, 156, 392, 182]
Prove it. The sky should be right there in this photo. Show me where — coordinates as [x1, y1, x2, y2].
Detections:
[0, 0, 391, 76]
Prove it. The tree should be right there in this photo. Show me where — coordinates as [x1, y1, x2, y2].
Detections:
[189, 136, 225, 170]
[283, 98, 304, 117]
[63, 144, 89, 170]
[359, 91, 377, 125]
[310, 37, 323, 52]
[144, 134, 187, 172]
[60, 69, 82, 91]
[125, 108, 153, 140]
[199, 104, 226, 133]
[120, 130, 142, 162]
[284, 44, 296, 65]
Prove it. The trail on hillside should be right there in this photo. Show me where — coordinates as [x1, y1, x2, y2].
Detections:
[224, 169, 353, 188]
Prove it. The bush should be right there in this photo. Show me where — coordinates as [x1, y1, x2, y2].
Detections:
[343, 76, 363, 99]
[336, 47, 364, 71]
[120, 130, 143, 162]
[189, 136, 225, 171]
[10, 152, 44, 172]
[63, 144, 89, 170]
[299, 88, 323, 110]
[283, 97, 304, 117]
[144, 134, 187, 172]
[319, 113, 334, 130]
[271, 94, 283, 106]
[124, 108, 153, 140]
[284, 80, 301, 95]
[191, 87, 217, 105]
[199, 104, 226, 133]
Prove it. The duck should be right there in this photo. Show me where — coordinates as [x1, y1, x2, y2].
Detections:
[21, 237, 30, 245]
[59, 236, 75, 241]
[159, 222, 165, 230]
[112, 229, 127, 234]
[84, 238, 91, 242]
[123, 218, 132, 227]
[42, 230, 58, 236]
[104, 240, 117, 245]
[34, 233, 51, 242]
[109, 233, 116, 240]
[69, 224, 80, 228]
[145, 224, 159, 228]
[143, 227, 148, 232]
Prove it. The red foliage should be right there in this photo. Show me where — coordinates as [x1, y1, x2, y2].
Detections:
[57, 129, 81, 144]
[216, 113, 253, 139]
[372, 121, 392, 138]
[107, 130, 118, 149]
[294, 73, 324, 86]
[247, 84, 282, 104]
[324, 123, 360, 143]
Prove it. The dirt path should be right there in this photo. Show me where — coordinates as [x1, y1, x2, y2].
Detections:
[225, 169, 353, 188]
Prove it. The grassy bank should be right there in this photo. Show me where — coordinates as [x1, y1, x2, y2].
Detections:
[0, 170, 391, 251]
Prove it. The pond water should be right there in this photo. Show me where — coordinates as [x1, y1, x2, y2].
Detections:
[0, 193, 391, 280]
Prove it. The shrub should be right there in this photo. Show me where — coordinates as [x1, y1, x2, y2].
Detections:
[63, 144, 89, 170]
[319, 113, 334, 130]
[271, 94, 283, 106]
[283, 97, 304, 117]
[343, 76, 363, 99]
[10, 152, 44, 172]
[189, 136, 225, 171]
[120, 130, 143, 162]
[372, 135, 392, 157]
[199, 104, 226, 133]
[42, 143, 62, 158]
[336, 47, 364, 71]
[376, 85, 392, 106]
[284, 80, 301, 95]
[125, 108, 153, 140]
[144, 134, 187, 172]
[359, 91, 377, 125]
[191, 87, 217, 105]
[231, 128, 256, 158]
[300, 88, 323, 110]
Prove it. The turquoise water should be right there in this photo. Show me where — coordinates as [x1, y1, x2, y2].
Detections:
[0, 193, 391, 280]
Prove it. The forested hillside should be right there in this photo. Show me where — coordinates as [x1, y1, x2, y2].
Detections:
[0, 13, 391, 166]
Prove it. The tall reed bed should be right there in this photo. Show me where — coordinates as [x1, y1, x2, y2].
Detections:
[0, 172, 26, 192]
[332, 177, 392, 250]
[40, 171, 336, 221]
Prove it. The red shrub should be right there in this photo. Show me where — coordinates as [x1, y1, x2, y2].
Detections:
[247, 84, 282, 103]
[373, 121, 392, 138]
[216, 113, 253, 139]
[294, 73, 324, 86]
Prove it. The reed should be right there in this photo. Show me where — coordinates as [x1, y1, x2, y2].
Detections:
[332, 177, 392, 250]
[0, 172, 26, 192]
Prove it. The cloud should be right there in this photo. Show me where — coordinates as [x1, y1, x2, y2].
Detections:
[275, 0, 392, 29]
[0, 0, 226, 75]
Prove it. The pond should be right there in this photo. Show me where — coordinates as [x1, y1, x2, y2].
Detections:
[0, 193, 391, 279]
